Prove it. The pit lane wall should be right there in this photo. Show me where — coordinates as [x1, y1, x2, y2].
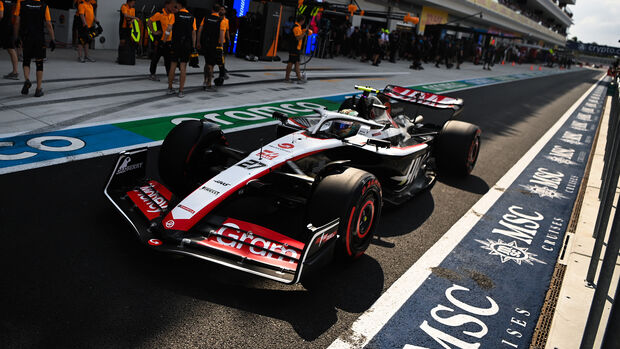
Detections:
[0, 70, 564, 175]
[330, 78, 608, 349]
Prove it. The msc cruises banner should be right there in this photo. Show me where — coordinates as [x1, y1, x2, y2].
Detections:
[367, 82, 607, 348]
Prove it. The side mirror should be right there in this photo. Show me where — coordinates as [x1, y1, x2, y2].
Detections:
[367, 138, 391, 148]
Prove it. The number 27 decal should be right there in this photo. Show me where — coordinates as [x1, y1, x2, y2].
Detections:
[237, 159, 267, 170]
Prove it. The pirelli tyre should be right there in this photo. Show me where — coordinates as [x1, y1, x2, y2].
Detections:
[435, 120, 481, 177]
[308, 168, 382, 260]
[159, 120, 227, 195]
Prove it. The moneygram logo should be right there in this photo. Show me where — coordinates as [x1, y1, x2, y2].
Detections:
[197, 219, 304, 270]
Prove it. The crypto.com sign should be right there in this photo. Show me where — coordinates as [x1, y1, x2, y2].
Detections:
[567, 40, 620, 57]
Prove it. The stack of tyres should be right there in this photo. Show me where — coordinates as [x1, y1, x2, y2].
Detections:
[118, 44, 135, 65]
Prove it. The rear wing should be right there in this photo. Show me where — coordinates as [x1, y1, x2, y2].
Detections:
[382, 85, 464, 115]
[104, 149, 339, 284]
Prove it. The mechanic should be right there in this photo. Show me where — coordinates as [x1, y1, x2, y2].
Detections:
[1, 0, 19, 80]
[72, 1, 96, 48]
[147, 0, 174, 81]
[77, 0, 97, 63]
[284, 14, 310, 84]
[119, 0, 137, 47]
[217, 5, 229, 80]
[196, 3, 225, 91]
[166, 0, 195, 98]
[72, 0, 83, 50]
[13, 0, 56, 97]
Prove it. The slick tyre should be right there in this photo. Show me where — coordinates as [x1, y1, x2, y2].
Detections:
[435, 120, 481, 177]
[159, 120, 227, 195]
[309, 168, 382, 260]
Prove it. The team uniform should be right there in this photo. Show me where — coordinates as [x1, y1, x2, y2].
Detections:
[119, 3, 135, 43]
[148, 8, 174, 76]
[72, 0, 95, 43]
[15, 0, 54, 96]
[0, 0, 17, 49]
[77, 1, 95, 44]
[169, 8, 195, 63]
[200, 12, 225, 66]
[289, 22, 306, 64]
[16, 0, 50, 63]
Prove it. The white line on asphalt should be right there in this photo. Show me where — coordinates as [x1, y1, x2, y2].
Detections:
[327, 73, 607, 349]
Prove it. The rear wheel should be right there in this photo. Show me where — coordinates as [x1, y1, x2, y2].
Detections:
[159, 120, 227, 195]
[435, 120, 481, 177]
[308, 168, 382, 260]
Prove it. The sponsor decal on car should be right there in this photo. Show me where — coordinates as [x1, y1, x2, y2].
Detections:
[257, 149, 279, 160]
[278, 143, 295, 149]
[200, 186, 221, 196]
[116, 156, 143, 175]
[178, 205, 195, 214]
[197, 218, 305, 270]
[126, 180, 171, 220]
[315, 230, 338, 245]
[148, 239, 163, 246]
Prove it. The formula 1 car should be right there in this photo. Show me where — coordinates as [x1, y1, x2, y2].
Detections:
[104, 85, 480, 284]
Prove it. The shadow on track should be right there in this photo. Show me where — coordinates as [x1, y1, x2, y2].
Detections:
[376, 190, 435, 238]
[438, 174, 490, 195]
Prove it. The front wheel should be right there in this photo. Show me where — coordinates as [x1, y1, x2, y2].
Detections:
[159, 120, 227, 195]
[308, 168, 383, 260]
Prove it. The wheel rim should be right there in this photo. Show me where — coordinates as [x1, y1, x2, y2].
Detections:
[466, 136, 480, 173]
[345, 193, 377, 257]
[357, 199, 375, 239]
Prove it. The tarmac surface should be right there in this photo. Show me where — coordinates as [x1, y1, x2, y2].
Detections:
[0, 62, 601, 348]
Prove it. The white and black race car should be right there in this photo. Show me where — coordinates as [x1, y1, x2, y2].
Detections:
[104, 85, 480, 284]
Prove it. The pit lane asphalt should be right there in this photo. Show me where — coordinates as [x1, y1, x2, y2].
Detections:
[0, 69, 601, 348]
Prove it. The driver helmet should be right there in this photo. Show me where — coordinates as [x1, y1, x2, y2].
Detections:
[330, 120, 361, 138]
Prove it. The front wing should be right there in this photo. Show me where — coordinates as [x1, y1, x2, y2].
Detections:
[104, 148, 340, 284]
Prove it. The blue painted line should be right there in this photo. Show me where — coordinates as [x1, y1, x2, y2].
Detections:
[0, 125, 152, 168]
[365, 83, 606, 348]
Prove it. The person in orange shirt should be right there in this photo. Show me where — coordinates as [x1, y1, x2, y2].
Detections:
[196, 4, 226, 91]
[147, 0, 174, 80]
[13, 0, 56, 97]
[1, 0, 19, 80]
[167, 0, 195, 98]
[77, 0, 97, 63]
[72, 0, 95, 47]
[119, 0, 137, 46]
[285, 15, 310, 84]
